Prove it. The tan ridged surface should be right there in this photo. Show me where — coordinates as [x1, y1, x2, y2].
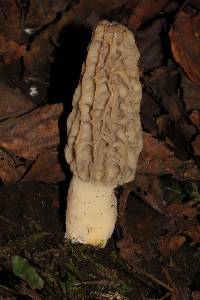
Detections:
[65, 20, 142, 185]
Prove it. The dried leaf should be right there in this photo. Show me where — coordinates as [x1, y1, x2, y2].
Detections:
[0, 149, 29, 184]
[147, 68, 195, 139]
[170, 12, 200, 86]
[146, 66, 180, 96]
[22, 151, 65, 183]
[145, 67, 197, 159]
[165, 202, 200, 220]
[0, 104, 62, 159]
[134, 174, 167, 213]
[192, 135, 200, 157]
[128, 0, 170, 29]
[189, 110, 200, 131]
[157, 232, 186, 256]
[25, 0, 69, 30]
[141, 92, 161, 135]
[184, 225, 200, 244]
[0, 35, 25, 65]
[0, 0, 22, 41]
[189, 0, 200, 9]
[23, 0, 126, 78]
[156, 114, 168, 136]
[192, 291, 200, 300]
[0, 84, 35, 121]
[137, 133, 200, 180]
[76, 0, 128, 18]
[136, 19, 164, 72]
[182, 74, 200, 112]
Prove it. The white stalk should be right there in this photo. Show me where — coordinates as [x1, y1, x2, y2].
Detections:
[65, 176, 117, 247]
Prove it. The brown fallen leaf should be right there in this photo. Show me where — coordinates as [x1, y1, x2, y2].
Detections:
[0, 84, 35, 121]
[136, 19, 164, 72]
[189, 0, 200, 9]
[0, 0, 22, 41]
[0, 35, 26, 65]
[22, 151, 65, 183]
[157, 94, 196, 144]
[0, 104, 63, 160]
[128, 0, 170, 30]
[146, 67, 196, 140]
[156, 114, 168, 136]
[192, 291, 200, 300]
[23, 0, 126, 78]
[157, 222, 200, 257]
[165, 202, 200, 220]
[137, 133, 200, 180]
[0, 149, 30, 184]
[170, 11, 200, 86]
[25, 0, 69, 31]
[157, 232, 186, 256]
[182, 74, 200, 112]
[192, 135, 200, 157]
[184, 225, 200, 244]
[189, 110, 200, 131]
[134, 174, 167, 213]
[145, 65, 180, 97]
[140, 92, 161, 135]
[145, 66, 197, 160]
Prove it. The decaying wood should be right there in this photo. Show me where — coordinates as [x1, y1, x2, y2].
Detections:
[0, 103, 199, 184]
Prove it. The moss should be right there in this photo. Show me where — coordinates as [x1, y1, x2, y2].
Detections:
[118, 279, 135, 295]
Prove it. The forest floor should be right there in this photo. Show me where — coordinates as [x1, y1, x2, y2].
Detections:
[0, 0, 200, 299]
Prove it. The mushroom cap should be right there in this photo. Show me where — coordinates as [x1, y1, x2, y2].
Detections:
[65, 20, 143, 186]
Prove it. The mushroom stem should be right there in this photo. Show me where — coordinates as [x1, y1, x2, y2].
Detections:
[65, 176, 117, 247]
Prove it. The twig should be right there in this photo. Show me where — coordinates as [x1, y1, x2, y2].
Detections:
[160, 293, 171, 300]
[162, 267, 175, 289]
[0, 216, 20, 229]
[16, 283, 42, 300]
[73, 279, 120, 288]
[133, 266, 174, 293]
[177, 0, 190, 13]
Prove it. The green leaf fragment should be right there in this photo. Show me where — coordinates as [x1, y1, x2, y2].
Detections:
[11, 255, 44, 290]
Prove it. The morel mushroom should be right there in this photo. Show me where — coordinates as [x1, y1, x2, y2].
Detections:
[65, 20, 143, 247]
